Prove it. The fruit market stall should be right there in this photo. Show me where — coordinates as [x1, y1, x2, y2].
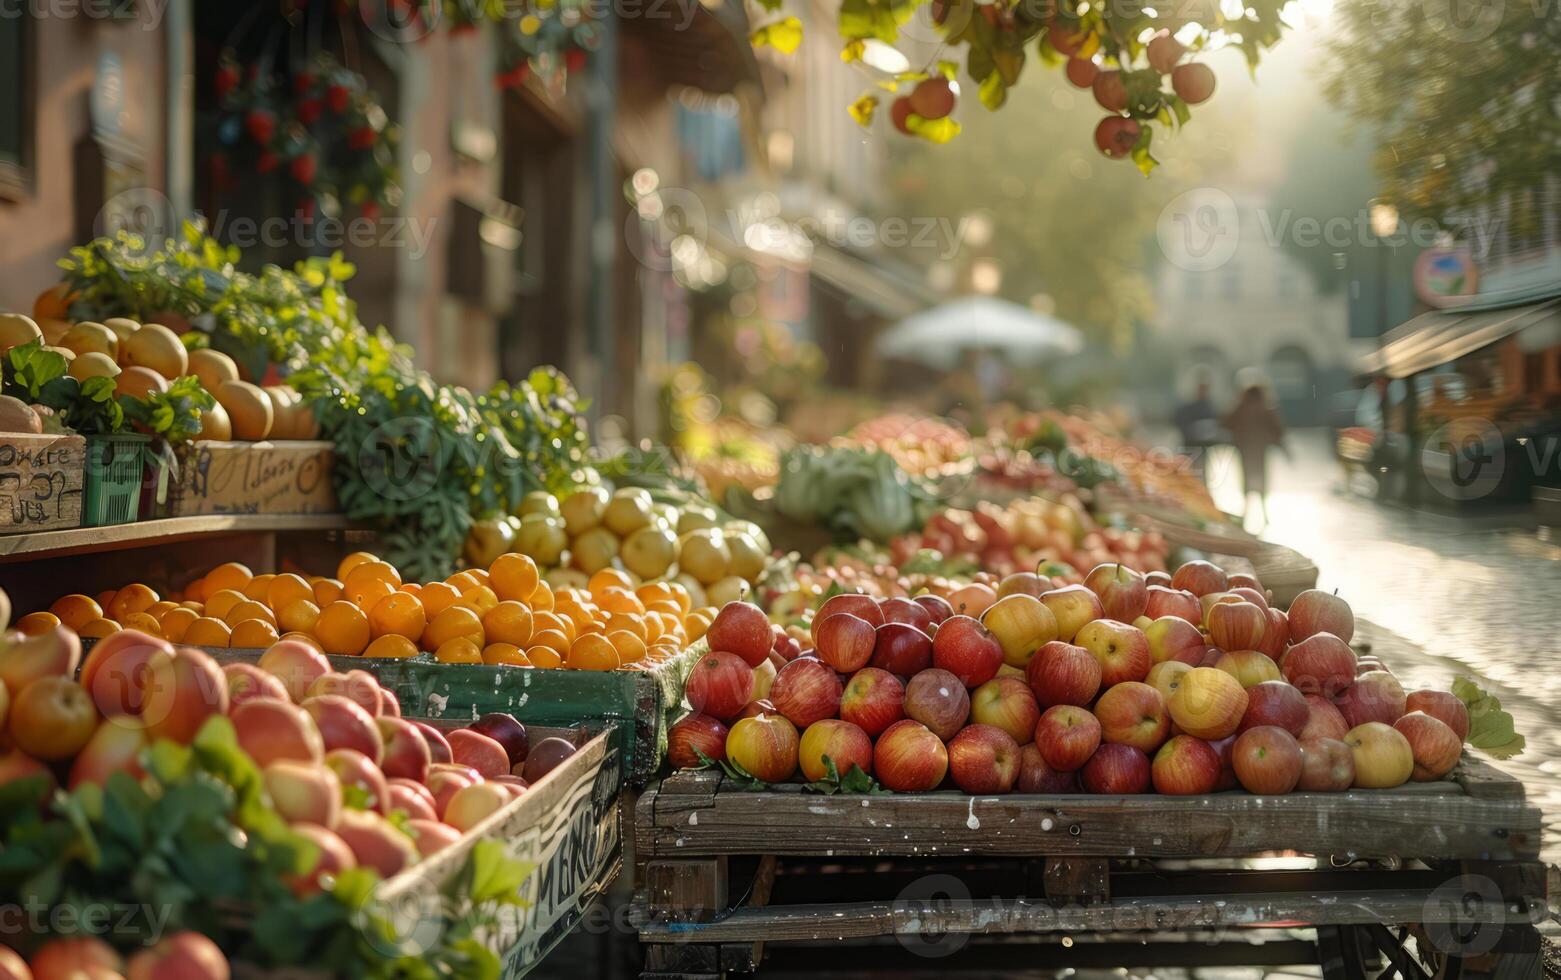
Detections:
[630, 561, 1541, 979]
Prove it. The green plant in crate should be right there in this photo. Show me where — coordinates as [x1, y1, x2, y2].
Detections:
[1, 340, 125, 435]
[120, 375, 217, 443]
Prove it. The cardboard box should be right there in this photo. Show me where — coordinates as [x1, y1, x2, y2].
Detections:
[0, 433, 85, 533]
[171, 440, 338, 516]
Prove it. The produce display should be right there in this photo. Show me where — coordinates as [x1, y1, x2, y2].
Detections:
[671, 561, 1495, 795]
[0, 615, 552, 975]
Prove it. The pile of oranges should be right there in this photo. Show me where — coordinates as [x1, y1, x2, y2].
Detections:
[22, 553, 718, 671]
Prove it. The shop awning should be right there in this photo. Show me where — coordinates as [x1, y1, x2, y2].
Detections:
[808, 242, 942, 321]
[1363, 296, 1561, 378]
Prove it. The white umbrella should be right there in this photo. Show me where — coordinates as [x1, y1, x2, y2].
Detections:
[876, 296, 1085, 369]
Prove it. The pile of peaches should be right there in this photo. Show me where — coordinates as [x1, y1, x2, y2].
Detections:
[670, 560, 1470, 795]
[0, 624, 577, 884]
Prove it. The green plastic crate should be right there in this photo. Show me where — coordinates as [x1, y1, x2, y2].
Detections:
[82, 433, 150, 527]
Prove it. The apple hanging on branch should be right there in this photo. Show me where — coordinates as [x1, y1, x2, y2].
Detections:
[749, 0, 1289, 170]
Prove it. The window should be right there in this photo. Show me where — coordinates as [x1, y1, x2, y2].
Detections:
[0, 12, 32, 200]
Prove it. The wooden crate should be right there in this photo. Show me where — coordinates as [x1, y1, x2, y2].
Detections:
[169, 440, 337, 516]
[0, 433, 84, 533]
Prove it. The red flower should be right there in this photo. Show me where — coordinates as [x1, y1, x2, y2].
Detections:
[245, 109, 276, 145]
[292, 71, 316, 95]
[327, 85, 350, 113]
[348, 126, 377, 150]
[256, 151, 279, 174]
[214, 65, 240, 99]
[360, 200, 381, 222]
[297, 198, 317, 221]
[297, 98, 322, 125]
[290, 153, 318, 185]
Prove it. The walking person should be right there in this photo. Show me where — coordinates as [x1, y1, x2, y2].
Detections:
[1172, 373, 1220, 481]
[1224, 378, 1287, 530]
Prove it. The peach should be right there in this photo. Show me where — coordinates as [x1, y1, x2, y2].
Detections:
[379, 688, 401, 717]
[257, 639, 331, 702]
[125, 931, 229, 980]
[443, 781, 512, 832]
[302, 695, 383, 763]
[223, 662, 289, 708]
[325, 748, 390, 813]
[447, 729, 510, 779]
[405, 818, 462, 857]
[283, 822, 356, 897]
[69, 716, 150, 789]
[426, 768, 478, 818]
[264, 760, 342, 828]
[411, 721, 453, 763]
[78, 629, 170, 716]
[387, 781, 438, 821]
[9, 676, 97, 761]
[304, 669, 383, 717]
[30, 935, 122, 980]
[231, 697, 324, 766]
[0, 625, 82, 695]
[376, 716, 432, 783]
[333, 808, 418, 878]
[141, 647, 228, 744]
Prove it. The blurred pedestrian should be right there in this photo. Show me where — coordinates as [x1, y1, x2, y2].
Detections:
[1224, 379, 1287, 529]
[1173, 373, 1220, 480]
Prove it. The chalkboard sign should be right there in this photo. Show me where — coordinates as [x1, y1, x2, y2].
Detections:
[0, 434, 86, 533]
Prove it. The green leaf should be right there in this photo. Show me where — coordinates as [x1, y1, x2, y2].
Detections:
[462, 839, 536, 906]
[1130, 123, 1158, 176]
[750, 17, 804, 54]
[1451, 677, 1525, 758]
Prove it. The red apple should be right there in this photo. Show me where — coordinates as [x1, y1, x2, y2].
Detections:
[769, 657, 843, 729]
[1144, 586, 1202, 623]
[686, 651, 756, 721]
[1025, 640, 1101, 707]
[412, 720, 453, 764]
[448, 728, 512, 779]
[1075, 619, 1151, 687]
[996, 572, 1048, 599]
[1239, 681, 1309, 735]
[913, 593, 956, 625]
[1094, 681, 1170, 753]
[1017, 743, 1077, 793]
[426, 768, 478, 818]
[306, 669, 384, 717]
[669, 713, 728, 769]
[707, 601, 776, 667]
[68, 716, 150, 789]
[1084, 563, 1148, 621]
[521, 735, 578, 783]
[1297, 736, 1354, 791]
[79, 629, 167, 717]
[870, 622, 934, 677]
[1033, 704, 1100, 771]
[1300, 694, 1350, 741]
[302, 694, 383, 763]
[326, 747, 391, 813]
[467, 713, 529, 767]
[1144, 616, 1205, 666]
[264, 759, 343, 828]
[839, 668, 904, 737]
[1404, 690, 1470, 742]
[1281, 633, 1357, 697]
[726, 713, 799, 782]
[1344, 721, 1413, 788]
[798, 718, 873, 782]
[29, 935, 123, 980]
[1393, 712, 1461, 781]
[1167, 666, 1248, 739]
[880, 597, 934, 633]
[1229, 586, 1269, 612]
[125, 931, 229, 980]
[334, 808, 418, 877]
[873, 719, 948, 792]
[932, 615, 1004, 687]
[810, 594, 884, 647]
[223, 661, 289, 708]
[1288, 589, 1355, 644]
[405, 818, 462, 858]
[1209, 734, 1239, 790]
[1214, 650, 1282, 688]
[1146, 660, 1192, 704]
[738, 698, 775, 720]
[1206, 601, 1266, 652]
[1151, 734, 1221, 795]
[257, 639, 331, 702]
[1080, 743, 1151, 794]
[0, 625, 82, 698]
[1171, 560, 1228, 597]
[814, 613, 877, 673]
[387, 780, 438, 821]
[1335, 670, 1406, 728]
[903, 668, 971, 741]
[1039, 585, 1103, 642]
[969, 676, 1040, 745]
[285, 823, 357, 896]
[948, 723, 1021, 794]
[232, 697, 324, 766]
[1231, 725, 1303, 794]
[1256, 606, 1289, 659]
[140, 646, 228, 746]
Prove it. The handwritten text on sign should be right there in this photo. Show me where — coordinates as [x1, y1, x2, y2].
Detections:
[0, 436, 85, 532]
[175, 442, 337, 515]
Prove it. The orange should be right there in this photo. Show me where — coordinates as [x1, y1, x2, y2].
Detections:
[684, 612, 712, 643]
[529, 581, 555, 611]
[532, 611, 575, 644]
[240, 574, 276, 602]
[369, 591, 426, 640]
[96, 589, 118, 610]
[364, 634, 419, 659]
[180, 600, 204, 612]
[160, 607, 199, 642]
[280, 631, 324, 651]
[345, 559, 401, 595]
[400, 582, 423, 597]
[348, 578, 395, 612]
[49, 594, 103, 630]
[230, 619, 280, 648]
[419, 581, 461, 618]
[224, 600, 275, 628]
[205, 589, 247, 622]
[277, 599, 321, 634]
[205, 562, 253, 594]
[644, 598, 681, 617]
[434, 637, 483, 664]
[481, 601, 534, 647]
[445, 571, 481, 595]
[465, 568, 491, 589]
[607, 628, 648, 664]
[266, 573, 314, 612]
[184, 617, 232, 648]
[552, 603, 594, 638]
[77, 618, 121, 639]
[107, 584, 158, 621]
[145, 601, 178, 622]
[665, 582, 692, 614]
[120, 612, 163, 635]
[422, 605, 484, 651]
[183, 577, 210, 604]
[456, 586, 499, 616]
[316, 601, 371, 656]
[597, 588, 645, 617]
[529, 628, 570, 656]
[336, 551, 380, 581]
[482, 642, 531, 666]
[604, 612, 647, 641]
[526, 646, 563, 669]
[15, 611, 60, 636]
[489, 554, 540, 602]
[313, 577, 345, 606]
[567, 633, 620, 671]
[588, 568, 635, 597]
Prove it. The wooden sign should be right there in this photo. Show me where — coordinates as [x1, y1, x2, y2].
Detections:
[171, 440, 338, 516]
[0, 434, 85, 534]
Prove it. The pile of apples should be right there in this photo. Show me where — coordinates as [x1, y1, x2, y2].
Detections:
[669, 561, 1470, 796]
[0, 626, 577, 885]
[889, 500, 1169, 579]
[0, 929, 230, 980]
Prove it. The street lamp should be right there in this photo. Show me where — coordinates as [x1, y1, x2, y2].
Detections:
[1369, 200, 1399, 239]
[1369, 199, 1399, 336]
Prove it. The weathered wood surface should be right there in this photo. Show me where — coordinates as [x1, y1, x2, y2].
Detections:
[0, 513, 354, 561]
[0, 433, 84, 534]
[170, 441, 337, 516]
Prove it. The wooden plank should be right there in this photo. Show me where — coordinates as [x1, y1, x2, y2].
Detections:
[641, 789, 1541, 862]
[1043, 857, 1109, 906]
[0, 433, 83, 534]
[0, 513, 354, 561]
[1453, 755, 1527, 800]
[170, 441, 337, 516]
[643, 858, 729, 924]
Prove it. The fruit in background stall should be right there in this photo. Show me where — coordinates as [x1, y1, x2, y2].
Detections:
[873, 719, 948, 792]
[189, 347, 240, 393]
[670, 713, 729, 768]
[1171, 560, 1228, 597]
[68, 351, 119, 381]
[1297, 736, 1355, 791]
[462, 518, 516, 569]
[1214, 650, 1281, 688]
[68, 715, 150, 788]
[570, 526, 620, 574]
[8, 677, 96, 761]
[1393, 712, 1461, 781]
[60, 321, 118, 360]
[514, 514, 569, 567]
[1231, 726, 1303, 794]
[869, 622, 934, 676]
[1081, 743, 1152, 794]
[263, 759, 343, 828]
[1238, 681, 1310, 736]
[1280, 632, 1357, 697]
[1143, 616, 1205, 666]
[1094, 681, 1170, 753]
[724, 531, 769, 581]
[1344, 721, 1414, 788]
[0, 625, 81, 695]
[140, 646, 229, 744]
[769, 657, 843, 729]
[726, 713, 799, 782]
[622, 524, 678, 579]
[1206, 602, 1266, 652]
[685, 651, 755, 721]
[1335, 670, 1406, 728]
[559, 486, 609, 536]
[1287, 589, 1355, 644]
[947, 723, 1021, 794]
[1404, 690, 1471, 742]
[444, 781, 513, 832]
[947, 582, 998, 617]
[447, 728, 512, 779]
[378, 716, 434, 782]
[232, 697, 324, 766]
[1018, 743, 1078, 793]
[1034, 704, 1100, 771]
[969, 676, 1040, 745]
[1151, 734, 1222, 795]
[1039, 586, 1103, 642]
[1144, 586, 1202, 623]
[521, 736, 579, 782]
[706, 601, 775, 667]
[125, 931, 229, 980]
[815, 612, 879, 673]
[679, 528, 732, 586]
[811, 594, 885, 646]
[903, 668, 970, 741]
[1075, 619, 1151, 687]
[0, 312, 43, 352]
[602, 487, 655, 537]
[798, 718, 874, 782]
[335, 808, 419, 877]
[980, 594, 1059, 668]
[1084, 563, 1148, 621]
[1167, 667, 1247, 739]
[839, 667, 905, 737]
[931, 615, 1003, 687]
[214, 380, 273, 441]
